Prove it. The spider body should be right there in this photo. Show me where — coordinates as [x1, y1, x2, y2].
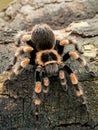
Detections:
[6, 24, 95, 120]
[36, 49, 62, 76]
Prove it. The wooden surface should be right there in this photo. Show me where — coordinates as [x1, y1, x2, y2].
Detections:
[0, 18, 98, 129]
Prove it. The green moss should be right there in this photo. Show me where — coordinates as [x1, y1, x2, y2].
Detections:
[0, 0, 13, 11]
[0, 71, 11, 83]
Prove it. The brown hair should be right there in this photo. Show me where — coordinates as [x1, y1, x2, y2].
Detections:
[31, 24, 55, 50]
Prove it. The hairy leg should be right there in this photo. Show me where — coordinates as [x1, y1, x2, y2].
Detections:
[63, 51, 96, 77]
[64, 65, 88, 110]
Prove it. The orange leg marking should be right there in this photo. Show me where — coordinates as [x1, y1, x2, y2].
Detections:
[13, 69, 19, 75]
[21, 58, 30, 67]
[43, 77, 49, 86]
[23, 46, 33, 53]
[34, 98, 41, 105]
[60, 39, 69, 46]
[22, 34, 31, 41]
[59, 70, 65, 79]
[43, 78, 49, 93]
[70, 73, 78, 84]
[35, 82, 42, 93]
[43, 88, 49, 93]
[81, 58, 87, 66]
[69, 51, 79, 59]
[70, 39, 77, 45]
[76, 89, 83, 97]
[15, 52, 21, 58]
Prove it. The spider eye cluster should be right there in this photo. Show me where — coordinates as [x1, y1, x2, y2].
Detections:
[36, 49, 62, 76]
[41, 52, 58, 63]
[36, 49, 62, 66]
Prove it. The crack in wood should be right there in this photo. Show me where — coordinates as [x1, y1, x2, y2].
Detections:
[52, 121, 98, 129]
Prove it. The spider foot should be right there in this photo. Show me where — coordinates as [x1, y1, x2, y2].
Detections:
[60, 79, 68, 91]
[6, 64, 13, 71]
[43, 86, 49, 94]
[33, 94, 41, 121]
[89, 71, 96, 78]
[78, 95, 89, 112]
[80, 103, 89, 113]
[10, 72, 18, 80]
[69, 39, 83, 54]
[84, 66, 96, 77]
[34, 101, 41, 121]
[78, 50, 84, 54]
[74, 44, 83, 54]
[35, 106, 39, 121]
[3, 79, 11, 86]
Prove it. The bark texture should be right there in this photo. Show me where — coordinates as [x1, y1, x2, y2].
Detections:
[0, 0, 98, 30]
[0, 71, 98, 130]
[0, 17, 98, 130]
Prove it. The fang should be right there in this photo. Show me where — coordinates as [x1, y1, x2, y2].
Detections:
[45, 63, 59, 76]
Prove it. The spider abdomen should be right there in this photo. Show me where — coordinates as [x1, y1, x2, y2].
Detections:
[31, 24, 55, 51]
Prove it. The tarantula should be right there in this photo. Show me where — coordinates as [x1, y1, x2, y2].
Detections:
[6, 24, 95, 120]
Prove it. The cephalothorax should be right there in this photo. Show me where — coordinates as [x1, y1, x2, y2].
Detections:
[7, 24, 95, 120]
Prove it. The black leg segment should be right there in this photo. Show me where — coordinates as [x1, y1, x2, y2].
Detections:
[63, 65, 87, 109]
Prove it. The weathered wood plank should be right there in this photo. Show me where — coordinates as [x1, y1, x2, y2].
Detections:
[0, 22, 98, 129]
[66, 16, 98, 37]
